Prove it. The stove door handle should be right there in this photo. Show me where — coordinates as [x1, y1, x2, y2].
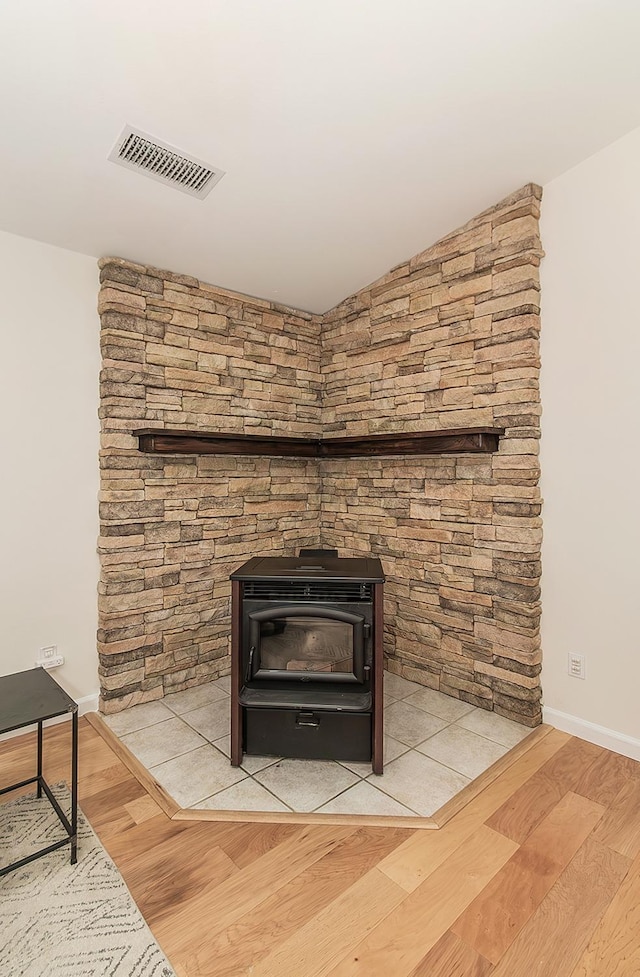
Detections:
[246, 646, 256, 683]
[364, 623, 372, 666]
[296, 712, 320, 728]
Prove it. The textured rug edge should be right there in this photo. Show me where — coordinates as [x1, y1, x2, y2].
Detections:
[0, 784, 177, 977]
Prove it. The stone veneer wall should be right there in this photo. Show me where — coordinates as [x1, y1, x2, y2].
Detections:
[320, 184, 543, 724]
[98, 183, 543, 724]
[98, 259, 322, 712]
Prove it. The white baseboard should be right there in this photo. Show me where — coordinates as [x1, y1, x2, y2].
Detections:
[76, 692, 100, 716]
[0, 691, 99, 743]
[543, 706, 640, 762]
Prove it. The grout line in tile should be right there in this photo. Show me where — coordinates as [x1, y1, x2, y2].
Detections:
[117, 715, 172, 734]
[334, 760, 368, 778]
[365, 749, 471, 809]
[367, 778, 423, 817]
[179, 713, 228, 743]
[310, 774, 422, 817]
[210, 741, 232, 762]
[450, 720, 527, 750]
[307, 778, 358, 814]
[373, 775, 423, 817]
[149, 746, 239, 808]
[309, 779, 361, 813]
[384, 714, 457, 751]
[189, 778, 250, 807]
[251, 775, 296, 813]
[407, 723, 512, 780]
[178, 748, 295, 812]
[405, 699, 477, 722]
[179, 712, 205, 732]
[414, 751, 488, 782]
[123, 741, 209, 769]
[195, 793, 219, 808]
[194, 764, 296, 813]
[199, 778, 295, 813]
[240, 756, 282, 776]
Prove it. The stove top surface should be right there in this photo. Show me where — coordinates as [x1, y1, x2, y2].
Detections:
[231, 555, 385, 582]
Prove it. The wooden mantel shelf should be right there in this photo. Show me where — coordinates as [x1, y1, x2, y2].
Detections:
[134, 427, 504, 458]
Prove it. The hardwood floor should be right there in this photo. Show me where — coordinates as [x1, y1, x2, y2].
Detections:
[1, 718, 639, 977]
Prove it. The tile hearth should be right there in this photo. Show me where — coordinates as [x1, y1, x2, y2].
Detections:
[103, 671, 531, 818]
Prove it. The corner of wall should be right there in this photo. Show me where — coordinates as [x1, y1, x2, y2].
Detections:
[97, 184, 544, 725]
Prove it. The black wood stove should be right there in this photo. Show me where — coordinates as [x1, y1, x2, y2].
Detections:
[230, 552, 385, 774]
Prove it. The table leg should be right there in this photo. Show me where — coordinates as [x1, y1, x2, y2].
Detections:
[71, 711, 78, 864]
[37, 721, 43, 797]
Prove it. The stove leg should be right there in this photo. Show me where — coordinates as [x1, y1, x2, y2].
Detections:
[230, 700, 242, 766]
[372, 582, 384, 775]
[230, 578, 243, 766]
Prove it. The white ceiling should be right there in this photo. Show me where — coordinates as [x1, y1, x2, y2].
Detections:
[1, 1, 639, 313]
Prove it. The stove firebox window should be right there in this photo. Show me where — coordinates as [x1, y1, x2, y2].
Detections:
[260, 616, 352, 673]
[247, 605, 366, 684]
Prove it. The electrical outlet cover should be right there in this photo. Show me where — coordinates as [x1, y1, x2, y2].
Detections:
[567, 653, 586, 679]
[35, 655, 65, 670]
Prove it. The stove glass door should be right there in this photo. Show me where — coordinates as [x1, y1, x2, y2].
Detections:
[248, 605, 365, 683]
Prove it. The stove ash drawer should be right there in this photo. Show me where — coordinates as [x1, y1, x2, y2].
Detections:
[243, 707, 372, 762]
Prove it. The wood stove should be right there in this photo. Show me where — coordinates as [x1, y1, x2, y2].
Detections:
[230, 553, 385, 773]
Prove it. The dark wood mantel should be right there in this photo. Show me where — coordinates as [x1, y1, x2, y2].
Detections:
[134, 427, 504, 457]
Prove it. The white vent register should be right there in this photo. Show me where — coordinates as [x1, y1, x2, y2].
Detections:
[108, 126, 225, 199]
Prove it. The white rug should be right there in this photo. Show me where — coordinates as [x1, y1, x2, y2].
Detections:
[0, 786, 175, 977]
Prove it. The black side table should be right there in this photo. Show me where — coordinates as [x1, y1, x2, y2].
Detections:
[0, 667, 78, 876]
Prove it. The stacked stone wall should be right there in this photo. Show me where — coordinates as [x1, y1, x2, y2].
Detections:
[98, 259, 322, 712]
[98, 183, 543, 724]
[320, 184, 543, 724]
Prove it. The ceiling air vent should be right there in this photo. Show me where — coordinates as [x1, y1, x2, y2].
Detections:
[108, 126, 225, 199]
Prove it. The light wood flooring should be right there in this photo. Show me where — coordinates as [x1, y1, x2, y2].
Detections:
[1, 718, 639, 976]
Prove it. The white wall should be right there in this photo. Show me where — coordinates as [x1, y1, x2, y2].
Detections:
[2, 129, 639, 730]
[540, 125, 640, 755]
[0, 230, 100, 702]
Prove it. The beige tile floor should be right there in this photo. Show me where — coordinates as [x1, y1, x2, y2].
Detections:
[103, 671, 531, 818]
